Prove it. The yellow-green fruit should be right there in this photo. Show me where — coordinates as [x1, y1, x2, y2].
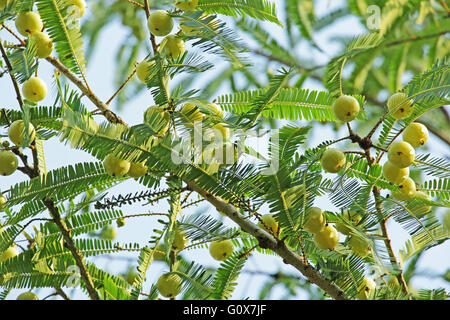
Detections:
[209, 239, 234, 261]
[0, 246, 19, 262]
[103, 154, 130, 177]
[387, 92, 414, 120]
[0, 151, 18, 176]
[348, 235, 370, 258]
[414, 191, 431, 215]
[143, 106, 170, 136]
[17, 292, 39, 300]
[203, 103, 223, 118]
[0, 194, 7, 210]
[397, 177, 416, 199]
[321, 148, 346, 173]
[0, 0, 8, 10]
[258, 214, 280, 235]
[206, 123, 230, 141]
[172, 230, 188, 251]
[156, 273, 182, 298]
[403, 122, 428, 148]
[303, 207, 326, 234]
[356, 277, 376, 300]
[180, 19, 200, 36]
[387, 141, 415, 168]
[15, 12, 43, 37]
[128, 162, 148, 178]
[387, 276, 400, 288]
[116, 217, 126, 228]
[335, 211, 361, 235]
[68, 0, 86, 17]
[175, 0, 198, 11]
[154, 244, 166, 261]
[8, 120, 36, 146]
[99, 226, 117, 240]
[313, 224, 339, 250]
[136, 60, 155, 83]
[332, 95, 360, 122]
[22, 77, 47, 102]
[126, 271, 139, 286]
[147, 10, 174, 37]
[29, 31, 53, 58]
[180, 103, 204, 126]
[382, 160, 409, 184]
[164, 35, 185, 59]
[444, 211, 450, 231]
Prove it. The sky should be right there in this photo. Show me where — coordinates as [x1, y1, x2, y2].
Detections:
[0, 0, 449, 300]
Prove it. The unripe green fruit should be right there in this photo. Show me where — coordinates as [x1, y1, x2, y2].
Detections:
[0, 0, 8, 10]
[180, 19, 201, 36]
[203, 103, 223, 118]
[126, 270, 139, 286]
[313, 224, 339, 250]
[387, 92, 414, 119]
[175, 0, 198, 11]
[335, 211, 361, 235]
[103, 154, 130, 177]
[29, 31, 53, 58]
[156, 273, 182, 298]
[180, 103, 204, 126]
[387, 141, 415, 168]
[164, 35, 185, 59]
[143, 106, 170, 136]
[0, 194, 7, 210]
[205, 123, 230, 141]
[17, 292, 39, 300]
[387, 276, 400, 288]
[414, 191, 431, 215]
[303, 207, 326, 233]
[172, 229, 188, 251]
[356, 277, 376, 300]
[15, 12, 43, 37]
[68, 0, 86, 17]
[128, 162, 148, 178]
[382, 160, 409, 184]
[0, 246, 19, 262]
[397, 177, 416, 199]
[116, 217, 126, 228]
[8, 120, 36, 146]
[348, 235, 370, 258]
[22, 77, 47, 102]
[136, 60, 155, 83]
[153, 244, 166, 261]
[403, 122, 428, 148]
[99, 226, 117, 240]
[203, 141, 238, 167]
[147, 10, 174, 37]
[332, 95, 360, 122]
[209, 239, 234, 261]
[258, 214, 280, 235]
[0, 150, 19, 176]
[321, 148, 346, 173]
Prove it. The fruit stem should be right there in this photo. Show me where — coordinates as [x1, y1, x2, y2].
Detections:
[121, 0, 144, 8]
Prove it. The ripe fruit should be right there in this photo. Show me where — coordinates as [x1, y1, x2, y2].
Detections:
[387, 141, 415, 168]
[164, 35, 185, 59]
[335, 211, 361, 235]
[147, 10, 173, 37]
[258, 214, 280, 235]
[303, 207, 326, 234]
[136, 60, 155, 83]
[8, 120, 36, 146]
[414, 191, 431, 215]
[0, 194, 7, 210]
[172, 230, 188, 251]
[320, 148, 346, 173]
[175, 0, 198, 11]
[180, 103, 204, 126]
[356, 277, 376, 300]
[0, 151, 19, 176]
[22, 77, 47, 102]
[99, 226, 117, 240]
[17, 292, 39, 300]
[332, 95, 360, 122]
[128, 162, 148, 178]
[143, 106, 170, 136]
[116, 217, 126, 227]
[313, 224, 339, 250]
[15, 12, 43, 37]
[209, 239, 234, 261]
[397, 177, 416, 199]
[382, 160, 409, 184]
[387, 92, 414, 119]
[103, 154, 131, 177]
[156, 273, 182, 298]
[348, 235, 370, 258]
[403, 122, 428, 148]
[0, 246, 19, 262]
[68, 0, 86, 17]
[29, 31, 53, 59]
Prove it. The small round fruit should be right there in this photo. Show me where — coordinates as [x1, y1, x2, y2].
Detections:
[335, 211, 361, 235]
[387, 92, 414, 119]
[136, 60, 155, 83]
[164, 35, 185, 59]
[397, 177, 416, 199]
[103, 154, 130, 177]
[99, 226, 117, 240]
[0, 246, 19, 262]
[8, 120, 36, 146]
[143, 106, 170, 136]
[126, 270, 139, 286]
[68, 0, 86, 17]
[154, 244, 166, 261]
[128, 162, 148, 178]
[203, 103, 223, 118]
[356, 277, 376, 300]
[303, 207, 326, 234]
[387, 141, 415, 168]
[258, 214, 279, 235]
[172, 230, 188, 251]
[0, 0, 8, 10]
[0, 151, 19, 176]
[348, 235, 370, 258]
[22, 77, 47, 102]
[403, 122, 428, 148]
[313, 224, 339, 250]
[147, 10, 174, 37]
[382, 160, 409, 184]
[387, 276, 400, 288]
[180, 103, 204, 126]
[116, 217, 126, 228]
[321, 148, 346, 173]
[156, 273, 182, 298]
[175, 0, 198, 11]
[17, 292, 39, 300]
[332, 95, 360, 122]
[15, 12, 43, 37]
[179, 19, 200, 36]
[29, 31, 53, 58]
[414, 191, 431, 215]
[206, 123, 230, 141]
[209, 239, 234, 261]
[0, 194, 7, 210]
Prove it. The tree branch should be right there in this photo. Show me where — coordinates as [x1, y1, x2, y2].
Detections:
[0, 38, 24, 111]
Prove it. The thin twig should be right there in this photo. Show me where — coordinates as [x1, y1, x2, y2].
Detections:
[0, 38, 24, 111]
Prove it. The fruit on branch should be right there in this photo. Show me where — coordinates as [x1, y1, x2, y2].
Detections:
[0, 246, 19, 262]
[257, 214, 280, 235]
[414, 191, 431, 215]
[382, 160, 409, 184]
[16, 292, 39, 300]
[396, 177, 417, 200]
[387, 141, 415, 168]
[175, 0, 198, 11]
[332, 95, 360, 122]
[387, 92, 414, 119]
[356, 277, 376, 300]
[156, 273, 182, 298]
[68, 0, 86, 17]
[29, 31, 53, 59]
[103, 154, 131, 177]
[126, 270, 139, 286]
[203, 103, 223, 118]
[8, 120, 36, 146]
[0, 150, 18, 176]
[163, 35, 185, 59]
[0, 0, 8, 10]
[313, 224, 339, 250]
[320, 148, 346, 173]
[283, 185, 308, 208]
[303, 207, 326, 234]
[348, 235, 370, 258]
[136, 60, 155, 83]
[128, 162, 148, 178]
[172, 229, 188, 251]
[116, 217, 126, 227]
[403, 122, 428, 148]
[153, 244, 166, 261]
[180, 103, 204, 126]
[209, 239, 234, 261]
[22, 77, 47, 102]
[99, 226, 117, 240]
[205, 123, 230, 141]
[179, 19, 201, 36]
[144, 105, 171, 136]
[335, 211, 361, 235]
[15, 12, 43, 37]
[387, 276, 400, 288]
[147, 10, 174, 37]
[0, 194, 7, 210]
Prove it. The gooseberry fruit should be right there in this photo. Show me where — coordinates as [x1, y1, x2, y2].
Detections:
[396, 177, 416, 200]
[348, 235, 370, 258]
[414, 191, 431, 215]
[15, 12, 43, 37]
[0, 150, 18, 176]
[320, 148, 346, 173]
[29, 31, 53, 59]
[68, 0, 86, 17]
[0, 246, 19, 262]
[203, 103, 223, 118]
[382, 160, 409, 184]
[126, 270, 139, 286]
[143, 106, 170, 136]
[335, 211, 361, 235]
[175, 0, 198, 11]
[257, 214, 280, 235]
[136, 60, 155, 83]
[156, 273, 182, 298]
[205, 123, 230, 141]
[116, 217, 126, 228]
[303, 207, 326, 234]
[356, 277, 376, 300]
[164, 35, 185, 59]
[313, 224, 339, 250]
[103, 154, 131, 177]
[147, 10, 173, 37]
[180, 103, 204, 126]
[99, 226, 117, 240]
[128, 162, 148, 179]
[153, 244, 166, 261]
[209, 239, 234, 261]
[0, 194, 6, 210]
[8, 120, 36, 146]
[17, 292, 39, 300]
[0, 0, 8, 10]
[387, 92, 414, 119]
[387, 141, 415, 168]
[403, 122, 428, 148]
[332, 95, 360, 122]
[179, 19, 200, 36]
[172, 229, 188, 251]
[22, 77, 47, 102]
